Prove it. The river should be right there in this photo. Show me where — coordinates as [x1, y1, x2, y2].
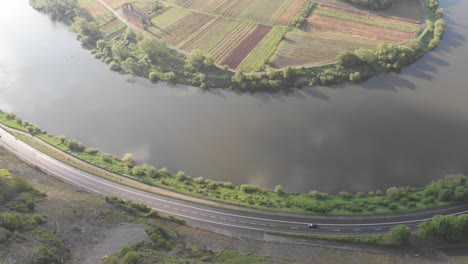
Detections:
[0, 0, 467, 193]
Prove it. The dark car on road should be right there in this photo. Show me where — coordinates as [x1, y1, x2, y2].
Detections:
[308, 223, 318, 229]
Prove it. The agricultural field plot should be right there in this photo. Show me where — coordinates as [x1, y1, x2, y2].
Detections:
[221, 25, 272, 69]
[270, 31, 380, 69]
[100, 19, 127, 36]
[163, 12, 215, 46]
[80, 0, 109, 17]
[178, 18, 258, 64]
[102, 0, 131, 10]
[308, 14, 418, 43]
[317, 5, 421, 32]
[238, 0, 286, 24]
[274, 0, 306, 25]
[150, 7, 190, 29]
[237, 26, 288, 72]
[173, 0, 271, 23]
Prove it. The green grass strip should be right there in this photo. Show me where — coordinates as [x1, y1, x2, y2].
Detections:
[151, 7, 190, 29]
[266, 231, 399, 246]
[316, 8, 421, 33]
[237, 26, 288, 72]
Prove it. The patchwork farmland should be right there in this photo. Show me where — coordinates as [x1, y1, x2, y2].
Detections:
[78, 0, 423, 71]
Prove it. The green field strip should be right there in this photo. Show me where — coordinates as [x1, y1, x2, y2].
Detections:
[239, 0, 284, 24]
[151, 6, 190, 29]
[176, 17, 218, 49]
[274, 31, 372, 65]
[102, 21, 126, 35]
[209, 22, 257, 61]
[213, 23, 257, 61]
[269, 0, 294, 24]
[237, 26, 288, 72]
[180, 18, 231, 51]
[188, 19, 239, 54]
[297, 30, 382, 46]
[316, 8, 421, 33]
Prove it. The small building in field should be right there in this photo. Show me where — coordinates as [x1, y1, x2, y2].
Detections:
[122, 3, 152, 29]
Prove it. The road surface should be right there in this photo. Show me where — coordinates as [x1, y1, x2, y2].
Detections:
[0, 127, 467, 240]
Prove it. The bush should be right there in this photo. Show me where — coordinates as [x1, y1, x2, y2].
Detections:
[123, 251, 140, 264]
[34, 246, 60, 264]
[389, 224, 411, 244]
[274, 185, 284, 195]
[338, 191, 353, 199]
[64, 138, 85, 152]
[240, 184, 262, 193]
[85, 148, 99, 155]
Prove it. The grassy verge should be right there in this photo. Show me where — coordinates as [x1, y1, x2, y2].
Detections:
[266, 231, 399, 246]
[316, 8, 421, 32]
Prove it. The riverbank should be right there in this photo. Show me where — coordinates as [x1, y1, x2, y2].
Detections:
[1, 110, 467, 216]
[29, 0, 445, 93]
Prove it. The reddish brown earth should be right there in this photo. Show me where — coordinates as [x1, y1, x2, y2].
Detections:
[221, 25, 272, 69]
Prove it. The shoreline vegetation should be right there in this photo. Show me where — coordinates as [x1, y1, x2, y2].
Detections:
[1, 110, 468, 215]
[29, 0, 446, 93]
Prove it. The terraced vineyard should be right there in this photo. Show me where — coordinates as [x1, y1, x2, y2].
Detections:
[77, 0, 424, 71]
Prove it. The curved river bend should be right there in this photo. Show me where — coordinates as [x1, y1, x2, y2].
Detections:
[0, 0, 467, 193]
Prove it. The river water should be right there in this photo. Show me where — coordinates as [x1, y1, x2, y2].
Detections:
[0, 0, 467, 193]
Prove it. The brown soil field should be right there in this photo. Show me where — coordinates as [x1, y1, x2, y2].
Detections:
[163, 13, 214, 45]
[276, 0, 305, 25]
[308, 15, 417, 43]
[221, 25, 272, 69]
[82, 0, 108, 17]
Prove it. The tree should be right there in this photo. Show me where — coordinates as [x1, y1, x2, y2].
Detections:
[185, 50, 212, 72]
[389, 224, 411, 244]
[111, 41, 130, 62]
[139, 37, 167, 64]
[70, 17, 102, 47]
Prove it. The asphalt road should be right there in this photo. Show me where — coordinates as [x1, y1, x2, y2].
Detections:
[1, 127, 467, 239]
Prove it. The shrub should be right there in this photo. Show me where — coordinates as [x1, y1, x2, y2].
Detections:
[274, 185, 284, 195]
[64, 138, 85, 152]
[123, 251, 140, 264]
[122, 153, 136, 168]
[85, 148, 99, 155]
[240, 184, 262, 193]
[389, 224, 411, 244]
[338, 191, 353, 199]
